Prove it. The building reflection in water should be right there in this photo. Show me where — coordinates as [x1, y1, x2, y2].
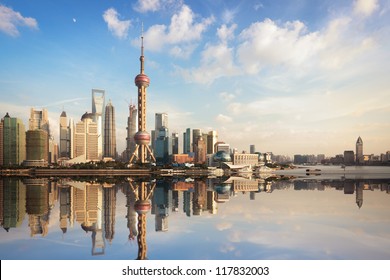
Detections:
[128, 180, 156, 260]
[1, 176, 390, 259]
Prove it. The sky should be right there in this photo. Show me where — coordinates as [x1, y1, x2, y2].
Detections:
[0, 0, 389, 157]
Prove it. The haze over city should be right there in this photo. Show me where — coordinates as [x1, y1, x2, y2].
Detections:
[1, 0, 389, 157]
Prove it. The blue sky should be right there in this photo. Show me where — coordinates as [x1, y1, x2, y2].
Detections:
[1, 0, 389, 157]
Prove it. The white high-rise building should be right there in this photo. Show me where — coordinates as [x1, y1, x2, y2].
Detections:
[92, 89, 105, 159]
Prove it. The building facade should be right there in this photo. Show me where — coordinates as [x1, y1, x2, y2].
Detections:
[194, 136, 206, 164]
[25, 129, 49, 166]
[104, 100, 116, 158]
[74, 113, 99, 161]
[92, 89, 105, 159]
[207, 131, 218, 154]
[155, 127, 171, 164]
[126, 103, 137, 161]
[1, 113, 26, 166]
[356, 136, 363, 164]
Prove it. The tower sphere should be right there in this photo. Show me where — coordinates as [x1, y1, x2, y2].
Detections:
[134, 131, 151, 145]
[134, 199, 151, 215]
[135, 73, 150, 87]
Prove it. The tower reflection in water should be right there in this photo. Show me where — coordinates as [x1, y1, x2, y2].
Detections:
[127, 180, 156, 260]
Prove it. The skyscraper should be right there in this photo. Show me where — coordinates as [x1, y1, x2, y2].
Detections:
[29, 108, 49, 132]
[92, 89, 105, 159]
[104, 100, 116, 158]
[1, 113, 26, 166]
[207, 131, 218, 154]
[74, 113, 99, 161]
[152, 113, 168, 150]
[126, 103, 137, 161]
[194, 136, 206, 164]
[130, 31, 155, 164]
[183, 128, 191, 154]
[59, 111, 72, 158]
[155, 113, 168, 130]
[26, 130, 48, 163]
[250, 144, 256, 154]
[29, 108, 57, 163]
[192, 129, 202, 153]
[356, 136, 363, 164]
[171, 132, 179, 154]
[155, 127, 171, 164]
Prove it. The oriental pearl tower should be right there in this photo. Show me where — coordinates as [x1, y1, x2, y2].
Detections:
[129, 30, 156, 164]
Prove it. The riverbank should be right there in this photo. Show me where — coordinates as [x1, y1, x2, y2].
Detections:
[0, 167, 224, 177]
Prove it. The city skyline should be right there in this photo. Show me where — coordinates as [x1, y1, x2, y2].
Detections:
[1, 0, 389, 156]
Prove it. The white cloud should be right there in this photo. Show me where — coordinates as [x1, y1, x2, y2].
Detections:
[102, 8, 131, 39]
[353, 0, 379, 17]
[219, 91, 235, 102]
[134, 0, 161, 13]
[134, 0, 183, 13]
[221, 8, 238, 24]
[216, 114, 232, 123]
[142, 4, 214, 52]
[0, 4, 38, 37]
[217, 23, 237, 42]
[237, 19, 321, 74]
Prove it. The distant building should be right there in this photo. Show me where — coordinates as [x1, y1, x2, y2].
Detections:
[183, 128, 191, 154]
[207, 131, 218, 154]
[155, 127, 171, 164]
[194, 136, 206, 164]
[216, 143, 230, 154]
[59, 111, 73, 158]
[152, 113, 168, 151]
[172, 154, 193, 164]
[344, 150, 355, 165]
[171, 132, 179, 154]
[125, 104, 137, 161]
[29, 108, 56, 163]
[25, 130, 49, 167]
[74, 113, 99, 162]
[192, 129, 202, 153]
[232, 153, 259, 166]
[356, 136, 363, 164]
[250, 145, 256, 154]
[92, 89, 105, 159]
[104, 100, 116, 158]
[1, 113, 26, 166]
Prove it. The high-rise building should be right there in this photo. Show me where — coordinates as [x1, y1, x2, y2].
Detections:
[29, 108, 49, 132]
[194, 136, 206, 164]
[59, 111, 73, 158]
[104, 100, 116, 158]
[152, 113, 168, 150]
[129, 31, 156, 164]
[250, 144, 256, 154]
[92, 89, 105, 159]
[356, 136, 363, 164]
[74, 113, 99, 161]
[344, 150, 355, 165]
[26, 130, 48, 162]
[183, 128, 191, 154]
[1, 113, 26, 166]
[192, 129, 201, 152]
[171, 132, 179, 154]
[207, 131, 218, 154]
[155, 113, 168, 131]
[126, 103, 137, 161]
[155, 127, 172, 164]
